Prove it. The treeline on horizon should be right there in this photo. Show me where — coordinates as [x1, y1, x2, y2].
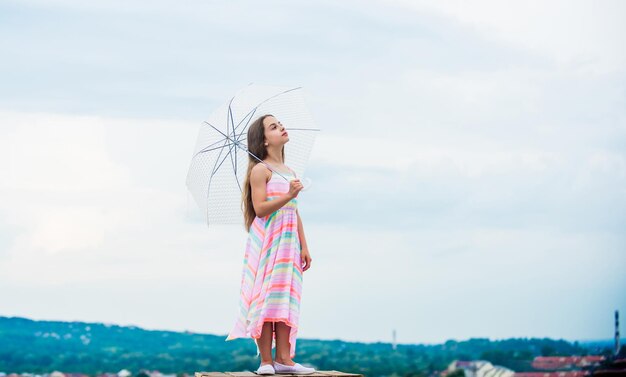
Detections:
[0, 316, 615, 377]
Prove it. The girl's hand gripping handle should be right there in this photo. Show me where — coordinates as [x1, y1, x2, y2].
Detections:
[287, 179, 304, 199]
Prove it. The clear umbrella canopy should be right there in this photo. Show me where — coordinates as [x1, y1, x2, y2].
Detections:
[186, 83, 320, 228]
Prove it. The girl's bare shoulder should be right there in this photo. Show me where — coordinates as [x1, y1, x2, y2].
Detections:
[251, 163, 272, 182]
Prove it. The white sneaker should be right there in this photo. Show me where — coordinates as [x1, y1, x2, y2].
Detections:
[273, 361, 316, 375]
[256, 363, 275, 375]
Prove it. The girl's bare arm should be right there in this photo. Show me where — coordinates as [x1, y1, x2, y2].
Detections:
[250, 164, 296, 218]
[296, 209, 308, 251]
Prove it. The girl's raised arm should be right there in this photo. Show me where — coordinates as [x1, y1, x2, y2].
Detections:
[250, 164, 298, 218]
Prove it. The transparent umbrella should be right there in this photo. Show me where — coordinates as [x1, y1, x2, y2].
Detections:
[185, 83, 320, 228]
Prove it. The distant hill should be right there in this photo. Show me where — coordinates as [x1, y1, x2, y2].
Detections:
[0, 315, 613, 376]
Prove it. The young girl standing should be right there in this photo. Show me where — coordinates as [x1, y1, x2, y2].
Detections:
[225, 114, 315, 375]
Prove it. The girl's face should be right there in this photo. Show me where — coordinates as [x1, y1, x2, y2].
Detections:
[263, 116, 289, 146]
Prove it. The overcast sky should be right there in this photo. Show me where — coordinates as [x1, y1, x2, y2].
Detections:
[0, 0, 624, 346]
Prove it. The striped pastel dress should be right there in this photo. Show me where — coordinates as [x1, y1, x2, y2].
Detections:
[225, 167, 303, 359]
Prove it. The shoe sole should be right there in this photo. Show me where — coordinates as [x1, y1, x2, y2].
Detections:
[275, 372, 315, 375]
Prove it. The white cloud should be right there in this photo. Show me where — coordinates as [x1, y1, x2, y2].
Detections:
[0, 0, 624, 344]
[387, 0, 626, 75]
[0, 111, 132, 191]
[310, 132, 560, 178]
[297, 223, 626, 343]
[0, 110, 205, 283]
[16, 205, 107, 255]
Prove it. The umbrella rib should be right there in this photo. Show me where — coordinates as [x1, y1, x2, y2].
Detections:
[227, 104, 243, 192]
[190, 85, 321, 227]
[225, 87, 317, 157]
[224, 86, 304, 181]
[204, 120, 235, 227]
[197, 138, 248, 154]
[192, 138, 230, 159]
[205, 120, 234, 196]
[191, 122, 247, 159]
[231, 86, 302, 135]
[211, 143, 240, 187]
[204, 129, 241, 227]
[210, 140, 238, 181]
[233, 108, 258, 137]
[202, 121, 290, 182]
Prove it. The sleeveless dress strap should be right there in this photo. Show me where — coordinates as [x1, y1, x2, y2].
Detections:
[259, 162, 294, 178]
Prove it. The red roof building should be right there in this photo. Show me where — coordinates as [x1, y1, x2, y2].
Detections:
[532, 357, 606, 370]
[515, 372, 588, 377]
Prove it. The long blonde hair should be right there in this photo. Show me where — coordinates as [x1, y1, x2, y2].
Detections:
[242, 114, 285, 232]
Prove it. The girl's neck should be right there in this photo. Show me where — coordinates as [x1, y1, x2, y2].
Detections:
[265, 157, 283, 164]
[265, 148, 283, 165]
[264, 160, 285, 170]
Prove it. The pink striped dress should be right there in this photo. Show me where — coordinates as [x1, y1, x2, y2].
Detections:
[225, 166, 303, 359]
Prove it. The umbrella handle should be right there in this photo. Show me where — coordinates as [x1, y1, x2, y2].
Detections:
[300, 177, 313, 191]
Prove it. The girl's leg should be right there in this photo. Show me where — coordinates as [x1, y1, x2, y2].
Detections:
[256, 321, 274, 365]
[274, 321, 295, 365]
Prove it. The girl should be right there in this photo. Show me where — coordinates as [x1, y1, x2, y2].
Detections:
[225, 114, 315, 375]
